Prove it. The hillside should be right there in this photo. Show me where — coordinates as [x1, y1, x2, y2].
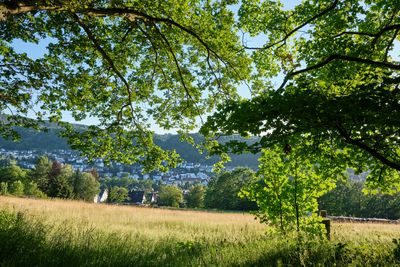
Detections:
[0, 123, 260, 168]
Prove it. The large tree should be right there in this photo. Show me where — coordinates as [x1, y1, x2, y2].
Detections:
[0, 0, 250, 172]
[204, 167, 257, 210]
[201, 0, 400, 192]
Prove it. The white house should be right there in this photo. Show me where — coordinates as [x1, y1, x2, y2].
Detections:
[94, 189, 108, 203]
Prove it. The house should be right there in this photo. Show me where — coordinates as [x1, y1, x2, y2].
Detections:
[147, 192, 156, 203]
[182, 177, 202, 184]
[127, 190, 146, 204]
[153, 175, 162, 181]
[94, 189, 108, 203]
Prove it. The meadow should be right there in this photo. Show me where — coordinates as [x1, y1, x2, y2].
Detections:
[0, 196, 399, 266]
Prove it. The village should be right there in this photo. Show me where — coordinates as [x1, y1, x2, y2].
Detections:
[0, 148, 238, 186]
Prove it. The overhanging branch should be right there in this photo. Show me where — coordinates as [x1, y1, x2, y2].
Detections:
[244, 0, 339, 50]
[336, 125, 400, 171]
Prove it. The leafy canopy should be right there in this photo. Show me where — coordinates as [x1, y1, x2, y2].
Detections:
[0, 0, 250, 172]
[201, 0, 400, 192]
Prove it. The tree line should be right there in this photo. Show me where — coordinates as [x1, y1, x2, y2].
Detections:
[1, 154, 399, 221]
[101, 167, 258, 210]
[318, 179, 400, 220]
[0, 155, 100, 201]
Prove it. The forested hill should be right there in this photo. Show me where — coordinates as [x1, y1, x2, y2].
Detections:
[0, 124, 260, 168]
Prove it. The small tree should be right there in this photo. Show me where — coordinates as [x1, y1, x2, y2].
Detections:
[0, 165, 27, 184]
[24, 181, 46, 198]
[73, 171, 100, 201]
[0, 182, 8, 195]
[9, 181, 24, 197]
[30, 156, 52, 193]
[158, 185, 183, 207]
[107, 186, 129, 203]
[186, 184, 205, 208]
[241, 146, 339, 236]
[48, 175, 74, 199]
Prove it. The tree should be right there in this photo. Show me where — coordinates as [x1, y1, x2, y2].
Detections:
[0, 182, 8, 195]
[30, 156, 52, 192]
[0, 155, 17, 167]
[204, 167, 257, 211]
[9, 180, 24, 196]
[138, 179, 154, 193]
[241, 147, 339, 236]
[47, 162, 75, 198]
[0, 165, 27, 184]
[158, 185, 182, 207]
[107, 186, 129, 203]
[185, 184, 205, 208]
[24, 181, 46, 198]
[201, 0, 400, 192]
[319, 179, 400, 220]
[72, 171, 100, 201]
[48, 175, 74, 198]
[153, 180, 165, 192]
[0, 0, 250, 172]
[87, 168, 99, 181]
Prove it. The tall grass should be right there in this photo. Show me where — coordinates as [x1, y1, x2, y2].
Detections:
[0, 196, 399, 266]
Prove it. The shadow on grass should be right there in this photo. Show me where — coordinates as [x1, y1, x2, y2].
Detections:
[0, 208, 399, 267]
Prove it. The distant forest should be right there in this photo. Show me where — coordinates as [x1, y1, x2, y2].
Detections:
[0, 123, 260, 169]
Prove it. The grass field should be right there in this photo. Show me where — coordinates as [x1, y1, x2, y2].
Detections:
[1, 196, 399, 266]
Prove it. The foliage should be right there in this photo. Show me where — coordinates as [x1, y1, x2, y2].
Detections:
[185, 184, 205, 208]
[30, 156, 52, 192]
[0, 165, 27, 184]
[0, 0, 251, 172]
[0, 155, 99, 201]
[204, 167, 257, 211]
[158, 185, 183, 207]
[0, 155, 17, 167]
[201, 0, 400, 192]
[137, 179, 155, 193]
[9, 181, 24, 196]
[99, 176, 138, 189]
[319, 179, 400, 220]
[24, 181, 46, 198]
[241, 147, 340, 236]
[48, 174, 74, 198]
[0, 182, 8, 195]
[71, 171, 100, 201]
[107, 186, 129, 203]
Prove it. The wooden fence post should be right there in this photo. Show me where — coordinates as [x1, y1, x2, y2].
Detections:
[320, 210, 331, 240]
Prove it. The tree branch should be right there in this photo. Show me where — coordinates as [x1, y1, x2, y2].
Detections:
[336, 125, 400, 171]
[151, 22, 204, 125]
[71, 13, 146, 136]
[333, 24, 400, 45]
[244, 0, 339, 50]
[384, 27, 399, 62]
[295, 54, 400, 75]
[0, 2, 223, 63]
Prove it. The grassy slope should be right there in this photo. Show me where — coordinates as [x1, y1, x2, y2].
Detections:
[0, 196, 399, 266]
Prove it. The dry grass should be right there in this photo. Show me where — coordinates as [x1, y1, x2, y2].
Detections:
[1, 196, 399, 266]
[2, 196, 400, 243]
[332, 222, 400, 243]
[0, 196, 267, 243]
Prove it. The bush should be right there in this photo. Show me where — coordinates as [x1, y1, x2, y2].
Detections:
[0, 182, 8, 195]
[9, 181, 24, 196]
